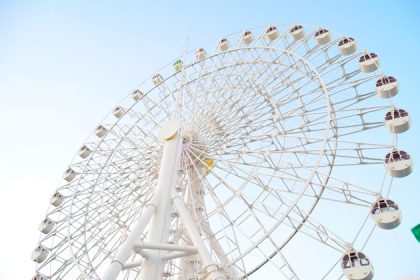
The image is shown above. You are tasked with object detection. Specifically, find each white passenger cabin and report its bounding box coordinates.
[376,76,399,98]
[359,53,379,73]
[152,74,164,86]
[218,38,229,52]
[63,168,76,182]
[385,109,410,134]
[79,145,92,159]
[39,218,55,234]
[195,48,207,61]
[95,125,108,138]
[241,30,253,44]
[314,28,331,45]
[265,26,279,41]
[50,192,64,207]
[113,106,125,118]
[290,25,304,41]
[31,245,49,263]
[385,149,412,178]
[338,37,357,55]
[341,250,373,280]
[370,198,401,229]
[132,89,144,101]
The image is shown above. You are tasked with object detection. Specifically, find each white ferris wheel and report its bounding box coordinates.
[32,24,412,280]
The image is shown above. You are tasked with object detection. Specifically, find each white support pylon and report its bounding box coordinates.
[139,120,183,280]
[102,120,183,280]
[102,201,156,280]
[172,192,226,280]
[103,120,225,280]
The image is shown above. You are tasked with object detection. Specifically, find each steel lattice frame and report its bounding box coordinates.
[33,25,403,280]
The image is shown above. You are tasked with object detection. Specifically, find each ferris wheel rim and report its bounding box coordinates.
[32,23,406,280]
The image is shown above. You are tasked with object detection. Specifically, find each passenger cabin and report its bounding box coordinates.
[338,37,357,55]
[195,48,207,61]
[359,53,379,73]
[241,30,254,44]
[290,25,305,41]
[152,74,164,86]
[113,106,125,118]
[79,145,92,159]
[63,168,76,182]
[385,109,410,134]
[39,218,55,234]
[341,250,373,280]
[376,76,398,98]
[314,28,331,45]
[31,245,49,263]
[50,192,64,207]
[265,26,279,41]
[385,149,412,178]
[132,89,144,101]
[218,38,229,52]
[201,158,215,176]
[371,198,401,229]
[95,125,108,138]
[173,59,184,73]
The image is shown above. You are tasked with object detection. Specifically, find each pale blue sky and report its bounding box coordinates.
[0,1,419,279]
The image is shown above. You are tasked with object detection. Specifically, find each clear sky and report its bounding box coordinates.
[0,1,419,279]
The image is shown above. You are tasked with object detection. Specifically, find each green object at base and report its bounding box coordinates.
[411,224,420,243]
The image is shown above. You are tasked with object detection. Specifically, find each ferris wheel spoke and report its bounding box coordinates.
[278,197,350,253]
[267,145,386,175]
[129,106,164,133]
[183,157,238,277]
[186,149,301,279]
[186,148,264,225]
[267,73,321,110]
[206,92,277,136]
[190,98,274,150]
[267,100,389,129]
[194,61,273,123]
[326,74,378,96]
[285,28,318,51]
[224,196,302,279]
[181,62,217,125]
[315,52,359,76]
[209,144,378,206]
[268,174,376,207]
[273,142,390,165]
[295,35,340,62]
[231,193,301,279]
[189,82,261,135]
[196,56,255,110]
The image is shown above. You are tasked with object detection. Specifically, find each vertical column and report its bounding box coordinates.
[172,193,225,280]
[139,120,183,280]
[102,120,182,280]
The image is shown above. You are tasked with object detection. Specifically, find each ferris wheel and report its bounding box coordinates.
[32,24,412,280]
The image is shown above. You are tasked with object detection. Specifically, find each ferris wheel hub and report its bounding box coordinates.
[159,119,180,140]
